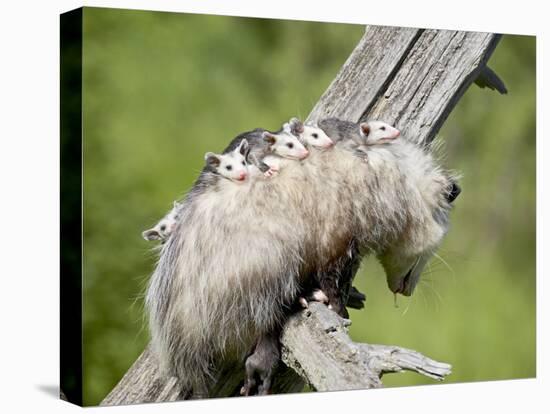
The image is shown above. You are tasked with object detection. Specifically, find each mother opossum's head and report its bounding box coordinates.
[377,180,461,296]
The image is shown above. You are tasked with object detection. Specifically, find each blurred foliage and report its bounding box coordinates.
[81,7,535,406]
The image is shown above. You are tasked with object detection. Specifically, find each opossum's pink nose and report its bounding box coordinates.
[326,140,335,148]
[392,129,401,138]
[300,149,310,159]
[237,171,247,181]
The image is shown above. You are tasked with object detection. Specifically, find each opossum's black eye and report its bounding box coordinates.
[312,133,318,139]
[226,165,232,171]
[242,161,246,166]
[160,224,166,231]
[287,143,294,149]
[380,126,386,131]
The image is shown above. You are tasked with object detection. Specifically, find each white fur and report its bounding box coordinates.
[205,140,250,183]
[142,201,182,241]
[360,121,401,145]
[284,117,334,149]
[269,132,309,160]
[145,134,456,393]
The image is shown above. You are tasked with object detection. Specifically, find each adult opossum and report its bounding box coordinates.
[298,117,460,316]
[145,123,459,396]
[316,133,460,316]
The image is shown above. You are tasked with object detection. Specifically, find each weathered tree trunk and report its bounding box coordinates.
[101,25,505,406]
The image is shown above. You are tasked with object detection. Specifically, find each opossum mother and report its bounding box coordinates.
[145,127,459,396]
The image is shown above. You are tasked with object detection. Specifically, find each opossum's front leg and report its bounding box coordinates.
[249,153,272,174]
[354,145,369,161]
[261,158,280,178]
[298,289,329,309]
[240,331,280,396]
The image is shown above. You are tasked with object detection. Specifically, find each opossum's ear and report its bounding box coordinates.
[205,152,221,167]
[360,123,370,137]
[237,139,249,157]
[142,229,161,241]
[263,132,277,146]
[289,117,304,135]
[446,181,461,203]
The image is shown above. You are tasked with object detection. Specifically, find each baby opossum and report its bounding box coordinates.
[360,120,401,144]
[142,140,250,243]
[142,201,182,242]
[146,123,459,396]
[317,117,363,149]
[258,117,334,182]
[234,127,309,177]
[260,118,335,178]
[284,117,335,149]
[204,138,251,183]
[317,118,400,154]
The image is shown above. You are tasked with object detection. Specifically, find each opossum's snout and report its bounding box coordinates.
[378,251,431,297]
[391,258,423,296]
[299,149,310,159]
[324,138,335,148]
[237,171,248,181]
[378,126,400,143]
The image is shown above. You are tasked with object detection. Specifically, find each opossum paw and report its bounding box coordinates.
[298,297,309,309]
[328,301,349,318]
[240,379,256,396]
[242,335,279,396]
[257,377,273,396]
[263,167,279,178]
[311,289,329,304]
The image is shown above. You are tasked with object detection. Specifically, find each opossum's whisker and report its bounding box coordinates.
[417,281,430,310]
[420,279,443,309]
[433,252,454,274]
[437,248,468,261]
[401,295,413,316]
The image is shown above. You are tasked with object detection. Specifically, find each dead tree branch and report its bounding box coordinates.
[101,25,504,406]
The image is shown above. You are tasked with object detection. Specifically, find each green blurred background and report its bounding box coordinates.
[81,7,536,406]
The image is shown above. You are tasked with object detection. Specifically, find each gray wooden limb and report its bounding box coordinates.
[358,343,452,381]
[100,25,503,406]
[364,30,502,145]
[101,345,186,406]
[475,65,508,94]
[307,26,421,123]
[281,303,450,391]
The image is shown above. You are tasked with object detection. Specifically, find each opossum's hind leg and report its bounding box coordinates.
[240,332,280,396]
[263,162,280,178]
[316,271,348,317]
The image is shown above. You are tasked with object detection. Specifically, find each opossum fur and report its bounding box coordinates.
[145,129,457,393]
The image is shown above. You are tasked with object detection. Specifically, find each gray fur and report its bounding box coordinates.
[318,118,364,147]
[226,128,307,174]
[145,125,458,394]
